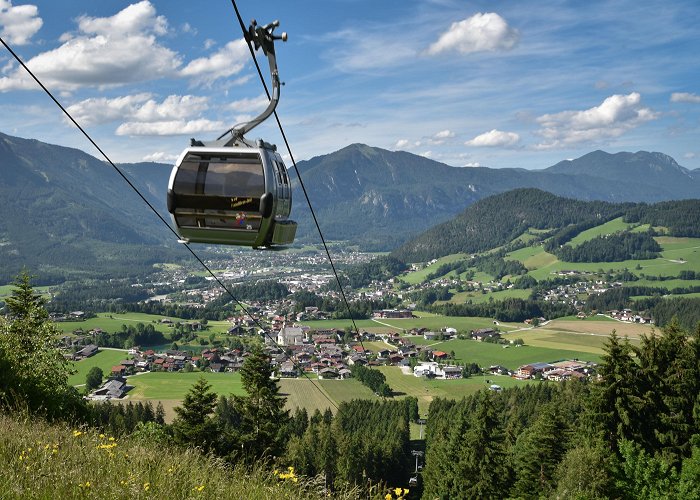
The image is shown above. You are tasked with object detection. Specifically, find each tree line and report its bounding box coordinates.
[422,319,700,498]
[554,230,661,263]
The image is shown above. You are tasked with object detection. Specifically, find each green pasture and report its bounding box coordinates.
[55,312,177,334]
[127,371,244,399]
[497,235,700,283]
[68,348,129,386]
[377,366,535,414]
[568,217,635,246]
[505,245,545,264]
[300,318,389,331]
[360,340,394,352]
[445,287,531,305]
[319,379,377,407]
[0,284,51,298]
[421,337,600,370]
[367,315,517,333]
[278,378,341,414]
[400,253,470,284]
[55,312,236,340]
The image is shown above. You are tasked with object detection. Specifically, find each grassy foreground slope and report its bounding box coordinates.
[0,414,349,500]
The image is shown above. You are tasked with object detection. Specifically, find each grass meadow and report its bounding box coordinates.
[68,349,129,386]
[55,312,237,336]
[377,366,535,414]
[399,253,470,285]
[0,415,342,500]
[126,372,245,399]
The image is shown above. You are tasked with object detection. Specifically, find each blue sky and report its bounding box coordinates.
[0,0,699,170]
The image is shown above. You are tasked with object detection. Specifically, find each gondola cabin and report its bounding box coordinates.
[167,141,296,248]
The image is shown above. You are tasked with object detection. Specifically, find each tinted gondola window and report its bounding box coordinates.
[204,156,264,198]
[172,157,202,195]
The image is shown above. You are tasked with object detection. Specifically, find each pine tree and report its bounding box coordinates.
[0,271,85,420]
[232,345,289,461]
[458,391,511,499]
[512,403,568,498]
[593,330,644,452]
[172,376,218,451]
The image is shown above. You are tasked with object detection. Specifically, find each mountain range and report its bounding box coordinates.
[1,131,698,281]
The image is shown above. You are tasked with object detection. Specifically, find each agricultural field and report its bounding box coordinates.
[445,288,531,305]
[55,312,179,335]
[422,337,602,370]
[400,253,470,285]
[377,366,534,414]
[0,284,51,298]
[299,318,389,332]
[568,217,636,246]
[362,315,519,333]
[359,340,395,352]
[278,378,340,414]
[509,318,651,355]
[56,312,236,335]
[127,371,245,399]
[68,348,129,386]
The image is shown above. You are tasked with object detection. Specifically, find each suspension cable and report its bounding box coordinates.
[0,34,339,412]
[229,0,365,348]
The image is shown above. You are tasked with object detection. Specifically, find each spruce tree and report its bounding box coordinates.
[593,330,643,452]
[172,376,218,451]
[0,271,84,420]
[458,391,510,499]
[512,403,568,498]
[232,345,289,461]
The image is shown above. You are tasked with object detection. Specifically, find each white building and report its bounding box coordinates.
[277,325,304,346]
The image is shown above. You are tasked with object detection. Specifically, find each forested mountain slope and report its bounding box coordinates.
[2,131,699,278]
[392,189,700,262]
[0,132,185,282]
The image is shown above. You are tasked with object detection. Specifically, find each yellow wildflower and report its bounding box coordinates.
[385,494,393,500]
[143,482,150,491]
[108,436,116,442]
[194,485,205,492]
[394,487,404,496]
[73,430,83,438]
[403,488,409,495]
[99,434,105,439]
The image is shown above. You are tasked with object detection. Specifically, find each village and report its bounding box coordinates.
[68,312,598,401]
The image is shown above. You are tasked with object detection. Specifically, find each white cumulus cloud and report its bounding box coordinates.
[227,94,269,113]
[0,1,180,92]
[394,139,410,149]
[180,39,248,84]
[66,94,209,127]
[143,151,178,162]
[0,0,42,45]
[671,92,700,103]
[116,118,226,136]
[535,92,658,149]
[427,13,519,55]
[66,93,152,125]
[466,129,520,147]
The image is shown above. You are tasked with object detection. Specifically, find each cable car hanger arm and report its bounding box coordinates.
[216,20,287,147]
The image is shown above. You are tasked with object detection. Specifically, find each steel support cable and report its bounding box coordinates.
[0,35,339,411]
[229,0,366,350]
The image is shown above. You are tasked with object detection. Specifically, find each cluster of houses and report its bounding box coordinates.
[606,310,654,324]
[265,324,468,380]
[513,359,596,381]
